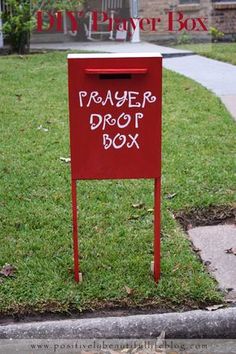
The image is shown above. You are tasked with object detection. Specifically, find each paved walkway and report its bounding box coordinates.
[30,40,192,57]
[31,40,236,121]
[189,225,236,301]
[164,55,236,121]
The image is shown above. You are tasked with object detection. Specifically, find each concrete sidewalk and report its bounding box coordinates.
[189,225,236,302]
[31,40,236,121]
[164,55,236,121]
[30,40,193,58]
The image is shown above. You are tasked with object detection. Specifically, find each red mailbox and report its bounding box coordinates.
[68,53,162,282]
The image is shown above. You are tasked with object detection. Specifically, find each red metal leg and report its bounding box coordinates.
[154,178,161,283]
[71,179,80,282]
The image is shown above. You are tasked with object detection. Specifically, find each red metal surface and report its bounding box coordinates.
[68,55,162,283]
[68,56,162,180]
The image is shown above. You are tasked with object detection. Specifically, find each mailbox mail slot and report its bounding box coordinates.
[68,53,162,283]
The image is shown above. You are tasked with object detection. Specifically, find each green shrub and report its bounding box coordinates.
[2,0,84,54]
[210,27,224,43]
[177,31,192,45]
[2,0,32,54]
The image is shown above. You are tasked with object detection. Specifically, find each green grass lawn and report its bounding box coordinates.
[175,43,236,65]
[0,52,235,316]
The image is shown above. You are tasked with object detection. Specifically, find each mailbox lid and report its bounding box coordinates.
[68,53,162,180]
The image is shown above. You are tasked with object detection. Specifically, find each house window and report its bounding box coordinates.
[211,0,236,6]
[102,0,123,11]
[179,0,200,3]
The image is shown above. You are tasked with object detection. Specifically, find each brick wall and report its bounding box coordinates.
[212,2,236,36]
[139,0,236,41]
[139,0,173,39]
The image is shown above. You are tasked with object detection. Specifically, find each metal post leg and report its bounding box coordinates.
[71,179,80,282]
[154,178,161,282]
